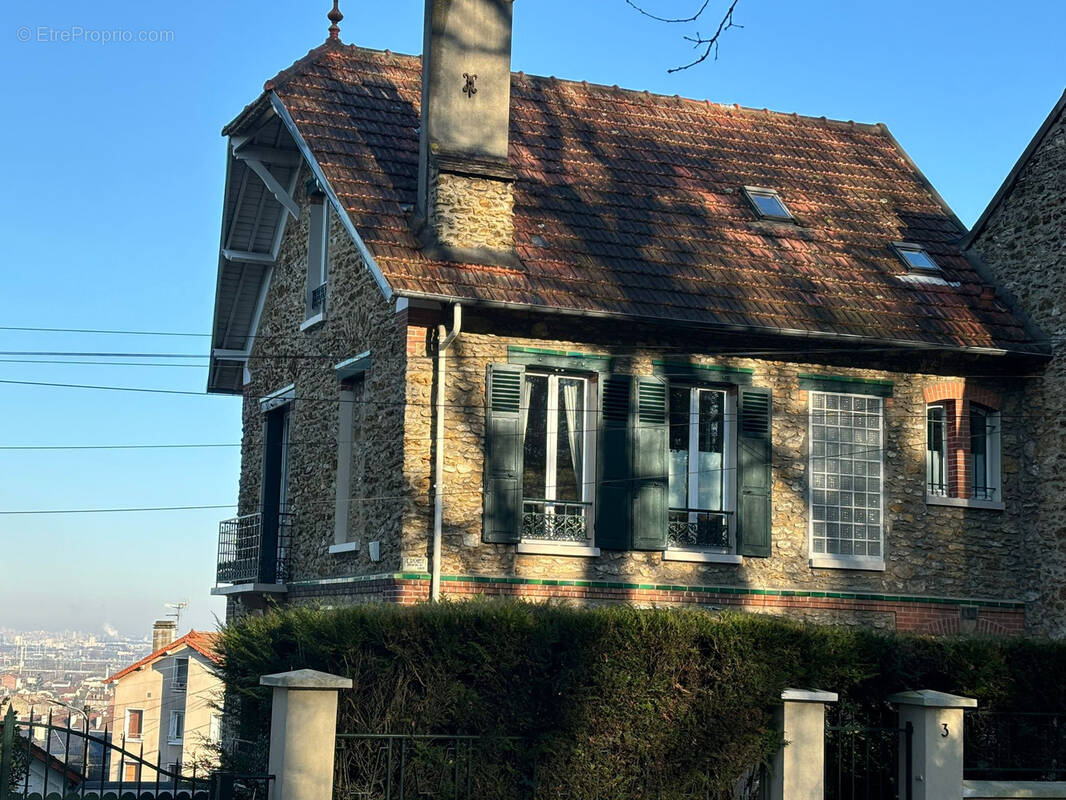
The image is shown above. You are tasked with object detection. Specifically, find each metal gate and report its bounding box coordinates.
[0,707,271,800]
[825,707,913,800]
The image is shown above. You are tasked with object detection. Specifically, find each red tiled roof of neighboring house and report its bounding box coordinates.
[105,631,219,684]
[229,41,1044,355]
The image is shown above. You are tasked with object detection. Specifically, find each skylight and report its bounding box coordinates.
[743,186,793,221]
[892,242,940,271]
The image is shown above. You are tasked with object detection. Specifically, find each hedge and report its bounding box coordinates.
[218,601,1066,799]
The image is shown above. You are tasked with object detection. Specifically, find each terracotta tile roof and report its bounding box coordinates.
[243,41,1042,354]
[105,631,220,684]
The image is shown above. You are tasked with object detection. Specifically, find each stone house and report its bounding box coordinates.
[964,88,1066,638]
[207,0,1054,634]
[105,626,222,780]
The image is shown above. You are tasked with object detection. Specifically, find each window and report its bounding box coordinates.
[170,763,182,778]
[304,181,329,323]
[892,242,940,271]
[743,186,793,220]
[926,405,948,496]
[520,372,595,544]
[173,657,188,692]
[125,709,143,740]
[483,362,773,558]
[667,386,735,552]
[123,763,140,783]
[809,392,884,568]
[209,713,223,745]
[168,710,185,743]
[331,362,369,555]
[970,404,999,501]
[923,386,1002,508]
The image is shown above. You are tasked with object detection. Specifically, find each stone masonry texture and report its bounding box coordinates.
[970,101,1066,637]
[227,173,1039,635]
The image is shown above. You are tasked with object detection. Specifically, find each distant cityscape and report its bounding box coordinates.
[0,627,153,730]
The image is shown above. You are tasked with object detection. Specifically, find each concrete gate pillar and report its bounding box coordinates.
[261,669,353,800]
[769,688,838,800]
[889,689,976,800]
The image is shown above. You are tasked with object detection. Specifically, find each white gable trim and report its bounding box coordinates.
[269,92,393,301]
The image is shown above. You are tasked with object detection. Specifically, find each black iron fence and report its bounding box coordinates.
[216,511,292,585]
[965,711,1066,781]
[825,707,912,800]
[333,734,534,800]
[0,707,271,800]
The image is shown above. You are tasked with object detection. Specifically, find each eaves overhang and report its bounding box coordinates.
[206,93,393,395]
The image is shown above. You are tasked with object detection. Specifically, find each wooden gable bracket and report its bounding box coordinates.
[231,142,301,220]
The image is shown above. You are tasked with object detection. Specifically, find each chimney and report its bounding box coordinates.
[416,0,517,261]
[152,620,177,652]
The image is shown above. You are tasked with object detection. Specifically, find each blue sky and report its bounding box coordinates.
[1,0,1062,636]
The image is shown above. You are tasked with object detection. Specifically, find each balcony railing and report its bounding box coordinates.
[667,509,731,550]
[522,499,591,543]
[216,511,293,585]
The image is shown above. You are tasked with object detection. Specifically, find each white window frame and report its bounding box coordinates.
[891,241,940,272]
[168,710,185,744]
[516,372,598,556]
[925,404,948,498]
[124,708,144,741]
[969,404,1001,504]
[209,713,223,745]
[663,386,740,563]
[302,192,329,328]
[808,391,886,572]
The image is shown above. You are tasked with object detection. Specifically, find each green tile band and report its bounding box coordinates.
[798,373,894,397]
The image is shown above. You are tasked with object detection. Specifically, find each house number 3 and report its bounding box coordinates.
[941,723,950,737]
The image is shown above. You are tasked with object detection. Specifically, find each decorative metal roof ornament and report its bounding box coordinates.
[328,0,343,41]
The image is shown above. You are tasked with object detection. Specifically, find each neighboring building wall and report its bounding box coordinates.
[108,648,222,779]
[969,101,1066,637]
[231,175,411,617]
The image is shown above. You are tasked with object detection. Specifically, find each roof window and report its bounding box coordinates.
[743,186,793,221]
[892,242,940,271]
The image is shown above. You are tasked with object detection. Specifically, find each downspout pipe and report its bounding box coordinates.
[431,303,462,602]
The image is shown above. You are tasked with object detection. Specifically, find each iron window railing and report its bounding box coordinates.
[216,511,293,585]
[667,509,731,550]
[522,499,591,543]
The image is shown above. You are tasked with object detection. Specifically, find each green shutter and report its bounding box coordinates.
[595,374,632,549]
[483,364,525,543]
[736,386,772,558]
[631,377,669,551]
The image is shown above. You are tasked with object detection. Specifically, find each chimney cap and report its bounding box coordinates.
[328,0,343,41]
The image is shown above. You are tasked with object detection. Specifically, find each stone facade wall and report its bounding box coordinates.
[229,172,411,618]
[426,167,514,251]
[399,310,1031,625]
[969,102,1066,637]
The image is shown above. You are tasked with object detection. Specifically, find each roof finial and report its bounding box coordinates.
[328,0,343,41]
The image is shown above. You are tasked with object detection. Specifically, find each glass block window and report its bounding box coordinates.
[810,392,883,559]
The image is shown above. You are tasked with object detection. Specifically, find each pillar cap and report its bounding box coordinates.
[888,689,977,708]
[781,688,838,703]
[260,669,353,690]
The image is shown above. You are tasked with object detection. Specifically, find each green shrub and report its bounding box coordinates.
[217,601,1066,799]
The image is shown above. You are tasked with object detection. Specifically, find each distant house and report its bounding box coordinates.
[964,88,1066,638]
[0,673,17,692]
[105,624,222,780]
[207,2,1057,635]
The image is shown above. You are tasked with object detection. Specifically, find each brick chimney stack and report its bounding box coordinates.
[415,0,517,262]
[152,620,177,652]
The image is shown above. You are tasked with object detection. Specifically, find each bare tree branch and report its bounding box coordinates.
[626,0,743,72]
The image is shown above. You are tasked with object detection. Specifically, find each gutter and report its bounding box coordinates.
[431,303,462,602]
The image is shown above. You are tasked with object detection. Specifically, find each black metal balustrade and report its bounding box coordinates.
[216,511,292,585]
[825,706,912,800]
[0,707,271,800]
[667,509,731,550]
[521,500,590,543]
[965,711,1066,781]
